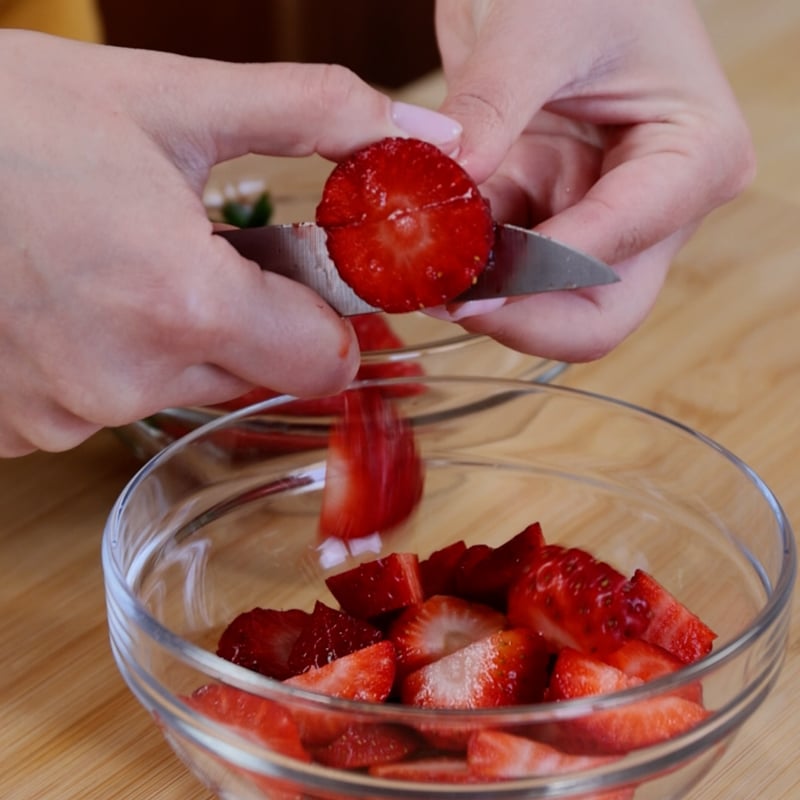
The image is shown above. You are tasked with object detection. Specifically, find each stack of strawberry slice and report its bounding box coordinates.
[187,522,716,795]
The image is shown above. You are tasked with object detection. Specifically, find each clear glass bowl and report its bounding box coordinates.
[102,377,795,800]
[114,314,567,460]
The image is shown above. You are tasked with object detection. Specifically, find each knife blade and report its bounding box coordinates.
[217,222,619,316]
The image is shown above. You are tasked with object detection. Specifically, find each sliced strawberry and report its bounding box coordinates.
[401,627,549,710]
[216,607,310,680]
[368,757,478,783]
[326,551,424,620]
[316,137,494,312]
[184,683,310,762]
[318,388,423,541]
[454,523,545,609]
[629,570,717,664]
[605,638,704,704]
[286,601,383,675]
[467,730,632,799]
[312,723,421,770]
[547,648,710,754]
[507,544,651,657]
[388,594,507,679]
[419,540,468,598]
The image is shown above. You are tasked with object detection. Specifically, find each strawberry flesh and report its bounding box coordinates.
[312,723,421,770]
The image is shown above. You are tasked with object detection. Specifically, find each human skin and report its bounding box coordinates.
[432,0,756,360]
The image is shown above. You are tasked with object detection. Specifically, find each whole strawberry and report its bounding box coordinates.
[316,137,494,312]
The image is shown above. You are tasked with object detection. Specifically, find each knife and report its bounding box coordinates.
[217,222,619,316]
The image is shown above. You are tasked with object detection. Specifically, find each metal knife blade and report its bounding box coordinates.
[217,222,619,316]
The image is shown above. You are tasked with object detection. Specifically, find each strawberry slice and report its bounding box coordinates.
[286,600,383,675]
[388,594,507,678]
[369,757,478,783]
[216,607,310,680]
[316,137,494,312]
[418,540,468,597]
[401,627,549,710]
[507,544,651,657]
[629,569,717,664]
[318,388,423,541]
[467,730,632,799]
[184,683,310,762]
[547,648,710,754]
[325,551,424,620]
[312,723,421,770]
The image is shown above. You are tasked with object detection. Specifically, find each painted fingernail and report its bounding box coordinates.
[425,297,507,322]
[391,101,462,147]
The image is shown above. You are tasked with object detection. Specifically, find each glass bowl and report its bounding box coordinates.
[114,314,567,461]
[102,377,795,800]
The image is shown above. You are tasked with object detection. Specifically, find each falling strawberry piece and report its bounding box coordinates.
[507,544,651,657]
[629,569,717,664]
[326,551,424,620]
[312,723,421,770]
[316,137,494,312]
[547,648,710,754]
[216,607,310,680]
[318,388,423,541]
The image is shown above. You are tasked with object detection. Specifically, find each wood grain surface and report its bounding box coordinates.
[1,1,798,797]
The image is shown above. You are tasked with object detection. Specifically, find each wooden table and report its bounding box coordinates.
[2,1,798,797]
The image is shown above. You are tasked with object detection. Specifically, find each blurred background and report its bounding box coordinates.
[98,0,441,88]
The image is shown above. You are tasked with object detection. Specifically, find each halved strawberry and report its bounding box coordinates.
[388,594,507,678]
[401,627,549,710]
[419,540,468,598]
[467,730,632,799]
[184,683,310,762]
[316,137,494,312]
[368,757,478,783]
[629,570,717,664]
[547,648,710,754]
[325,551,424,620]
[286,600,383,675]
[507,545,650,657]
[312,723,421,770]
[216,607,310,680]
[318,388,423,541]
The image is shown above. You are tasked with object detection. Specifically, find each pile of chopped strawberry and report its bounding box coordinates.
[316,137,495,313]
[198,522,717,789]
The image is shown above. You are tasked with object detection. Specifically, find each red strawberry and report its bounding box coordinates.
[454,523,545,609]
[419,540,468,597]
[316,137,494,312]
[312,723,421,770]
[388,594,507,678]
[369,757,477,783]
[401,627,549,710]
[629,570,717,664]
[547,648,709,754]
[507,545,650,657]
[350,314,426,391]
[184,683,310,762]
[605,638,704,704]
[318,388,423,541]
[467,730,632,799]
[216,607,310,680]
[325,551,424,620]
[286,601,383,675]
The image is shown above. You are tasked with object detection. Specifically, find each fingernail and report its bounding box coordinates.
[391,101,462,147]
[425,297,507,322]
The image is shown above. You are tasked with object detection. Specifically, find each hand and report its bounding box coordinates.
[433,0,755,360]
[0,30,461,456]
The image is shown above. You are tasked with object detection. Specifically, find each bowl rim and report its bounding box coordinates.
[103,377,796,724]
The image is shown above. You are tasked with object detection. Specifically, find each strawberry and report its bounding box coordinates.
[312,723,421,770]
[316,137,494,312]
[286,600,383,675]
[547,648,710,754]
[604,638,704,704]
[507,544,650,657]
[401,627,549,710]
[388,594,507,678]
[467,730,632,799]
[629,569,717,664]
[369,757,478,783]
[419,540,468,597]
[318,388,424,541]
[325,551,424,620]
[216,607,310,680]
[183,683,310,762]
